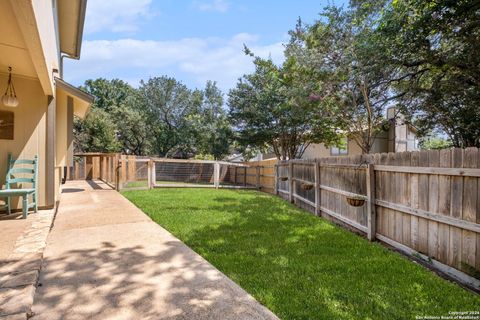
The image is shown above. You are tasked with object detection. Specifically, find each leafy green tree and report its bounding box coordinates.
[139,76,199,158]
[191,81,232,160]
[229,47,337,160]
[420,136,453,150]
[297,5,395,154]
[74,108,120,153]
[76,78,150,155]
[114,104,151,155]
[81,78,136,112]
[379,0,480,147]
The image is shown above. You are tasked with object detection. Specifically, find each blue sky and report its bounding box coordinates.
[65,0,346,93]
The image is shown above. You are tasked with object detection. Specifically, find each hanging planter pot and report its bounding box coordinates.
[301,183,314,191]
[279,176,288,182]
[346,196,365,207]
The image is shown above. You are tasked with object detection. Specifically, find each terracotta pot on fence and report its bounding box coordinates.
[301,183,314,191]
[346,196,365,207]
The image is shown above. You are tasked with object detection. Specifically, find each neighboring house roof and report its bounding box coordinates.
[57,0,87,59]
[55,77,94,118]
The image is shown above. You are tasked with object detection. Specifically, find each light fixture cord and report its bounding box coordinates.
[4,67,16,97]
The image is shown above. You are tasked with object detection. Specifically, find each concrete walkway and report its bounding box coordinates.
[32,180,278,320]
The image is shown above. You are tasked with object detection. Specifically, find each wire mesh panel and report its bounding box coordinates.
[119,158,149,190]
[154,161,215,187]
[150,160,257,189]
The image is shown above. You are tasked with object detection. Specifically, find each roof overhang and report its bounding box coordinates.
[57,0,87,59]
[55,77,94,118]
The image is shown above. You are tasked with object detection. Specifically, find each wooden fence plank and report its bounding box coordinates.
[393,153,403,243]
[462,147,477,275]
[386,153,396,241]
[418,150,430,255]
[428,150,440,259]
[450,148,464,269]
[438,149,452,262]
[410,151,420,251]
[367,163,376,241]
[374,153,383,236]
[401,152,412,247]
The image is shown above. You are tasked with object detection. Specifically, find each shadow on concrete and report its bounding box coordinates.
[61,188,85,194]
[85,180,106,190]
[31,239,272,320]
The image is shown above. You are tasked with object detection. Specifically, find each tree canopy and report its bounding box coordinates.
[75,78,232,159]
[76,0,479,159]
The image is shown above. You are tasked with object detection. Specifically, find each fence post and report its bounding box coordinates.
[274,164,279,195]
[151,159,156,188]
[314,161,321,216]
[214,162,220,189]
[366,163,376,241]
[244,167,247,186]
[147,160,152,189]
[115,155,120,191]
[288,162,294,203]
[233,166,237,184]
[256,166,261,190]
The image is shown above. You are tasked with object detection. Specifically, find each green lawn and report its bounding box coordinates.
[122,188,480,320]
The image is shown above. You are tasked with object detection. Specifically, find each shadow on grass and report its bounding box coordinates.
[124,189,480,320]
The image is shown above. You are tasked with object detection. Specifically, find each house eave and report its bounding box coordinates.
[57,0,87,59]
[55,77,94,118]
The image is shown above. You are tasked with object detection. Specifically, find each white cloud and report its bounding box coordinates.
[64,33,285,92]
[193,0,230,13]
[84,0,154,34]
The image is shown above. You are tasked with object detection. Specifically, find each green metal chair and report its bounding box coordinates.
[0,154,38,218]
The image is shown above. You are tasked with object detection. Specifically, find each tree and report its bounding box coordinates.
[420,136,453,150]
[76,77,234,158]
[76,78,150,155]
[139,76,199,158]
[74,108,120,153]
[191,81,232,160]
[114,104,151,155]
[81,78,136,112]
[298,5,395,154]
[228,48,337,160]
[379,0,480,147]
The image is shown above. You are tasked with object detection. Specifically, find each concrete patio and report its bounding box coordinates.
[0,216,32,262]
[31,180,278,320]
[0,209,55,319]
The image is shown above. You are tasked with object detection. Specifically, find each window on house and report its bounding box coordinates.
[330,138,348,156]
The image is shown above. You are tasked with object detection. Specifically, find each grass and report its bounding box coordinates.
[122,180,148,188]
[122,188,480,320]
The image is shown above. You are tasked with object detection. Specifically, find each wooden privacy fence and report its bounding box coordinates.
[271,149,480,290]
[71,153,120,189]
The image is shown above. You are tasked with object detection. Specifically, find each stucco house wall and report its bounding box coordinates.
[0,77,48,208]
[0,0,92,211]
[302,124,417,159]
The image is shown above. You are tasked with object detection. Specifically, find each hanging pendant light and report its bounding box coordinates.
[2,67,19,107]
